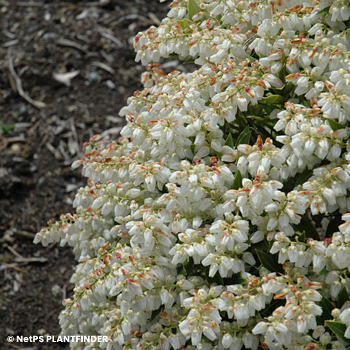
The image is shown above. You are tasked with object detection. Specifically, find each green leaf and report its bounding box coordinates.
[325,321,350,344]
[318,6,330,15]
[295,168,313,187]
[177,18,193,29]
[278,63,287,84]
[253,239,269,252]
[184,58,195,64]
[225,134,234,148]
[230,272,247,284]
[320,268,329,276]
[247,104,264,115]
[283,82,295,97]
[294,216,319,240]
[337,287,350,309]
[188,0,201,20]
[271,82,294,97]
[298,230,306,243]
[261,95,285,105]
[262,104,276,115]
[232,170,243,190]
[255,124,271,140]
[181,259,190,275]
[320,297,335,320]
[235,125,251,147]
[328,119,344,131]
[190,143,196,154]
[260,298,285,318]
[326,215,343,237]
[150,305,164,322]
[256,249,284,274]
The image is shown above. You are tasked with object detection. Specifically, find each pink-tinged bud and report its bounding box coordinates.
[245,86,250,92]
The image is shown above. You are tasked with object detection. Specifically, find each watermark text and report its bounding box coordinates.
[7,335,108,343]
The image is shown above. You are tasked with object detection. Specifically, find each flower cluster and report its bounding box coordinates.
[35,0,350,349]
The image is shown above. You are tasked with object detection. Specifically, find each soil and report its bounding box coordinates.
[0,1,173,349]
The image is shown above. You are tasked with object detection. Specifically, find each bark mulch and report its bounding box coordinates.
[0,1,179,348]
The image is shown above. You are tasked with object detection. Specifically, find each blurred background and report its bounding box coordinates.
[0,0,175,348]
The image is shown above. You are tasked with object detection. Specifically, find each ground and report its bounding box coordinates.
[0,1,172,348]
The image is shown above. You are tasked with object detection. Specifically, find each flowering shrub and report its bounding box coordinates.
[34,0,350,349]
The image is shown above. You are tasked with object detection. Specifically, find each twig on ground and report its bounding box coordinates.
[17,1,44,6]
[56,38,88,54]
[0,136,26,152]
[91,61,115,74]
[97,26,123,47]
[3,40,19,47]
[0,263,26,273]
[7,246,48,263]
[8,49,46,109]
[45,142,63,160]
[13,230,36,239]
[7,245,24,259]
[148,12,161,25]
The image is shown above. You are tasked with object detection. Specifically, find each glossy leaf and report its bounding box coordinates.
[225,133,234,148]
[328,119,344,131]
[295,168,313,187]
[230,272,247,284]
[232,170,243,190]
[318,6,330,15]
[247,104,264,115]
[320,297,335,320]
[256,249,284,274]
[298,230,306,243]
[283,82,294,96]
[337,287,350,309]
[325,321,350,344]
[177,19,192,29]
[261,94,285,105]
[235,125,251,146]
[294,217,319,240]
[188,0,201,20]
